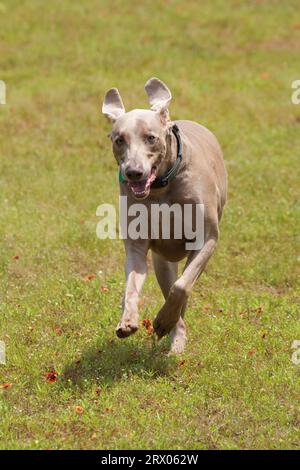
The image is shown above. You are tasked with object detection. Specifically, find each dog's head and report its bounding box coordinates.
[102,78,173,199]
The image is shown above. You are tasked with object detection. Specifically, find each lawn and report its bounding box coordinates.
[0,0,300,450]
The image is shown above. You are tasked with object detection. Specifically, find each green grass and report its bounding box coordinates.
[1,0,300,450]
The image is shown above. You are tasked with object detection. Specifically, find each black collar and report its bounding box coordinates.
[118,123,183,187]
[150,123,183,188]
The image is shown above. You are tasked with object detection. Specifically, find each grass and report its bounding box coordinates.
[0,0,300,450]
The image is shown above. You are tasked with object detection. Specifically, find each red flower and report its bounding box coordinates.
[45,370,58,383]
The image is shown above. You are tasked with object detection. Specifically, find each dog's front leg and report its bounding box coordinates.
[116,240,148,338]
[153,235,218,339]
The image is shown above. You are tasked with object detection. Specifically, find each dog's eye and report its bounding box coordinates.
[147,135,156,143]
[115,137,125,146]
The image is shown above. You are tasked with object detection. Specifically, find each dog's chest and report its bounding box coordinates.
[146,193,197,261]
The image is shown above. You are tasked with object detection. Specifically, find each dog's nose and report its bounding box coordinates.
[125,168,143,181]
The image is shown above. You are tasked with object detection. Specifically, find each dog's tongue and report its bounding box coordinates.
[129,180,147,194]
[129,169,156,197]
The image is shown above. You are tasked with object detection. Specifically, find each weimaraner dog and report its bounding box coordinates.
[102,78,227,353]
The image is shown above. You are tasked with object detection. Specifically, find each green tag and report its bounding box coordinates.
[119,170,126,183]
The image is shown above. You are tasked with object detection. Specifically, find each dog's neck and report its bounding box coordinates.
[157,126,178,178]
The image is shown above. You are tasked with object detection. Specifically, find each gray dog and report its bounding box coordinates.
[102,78,227,353]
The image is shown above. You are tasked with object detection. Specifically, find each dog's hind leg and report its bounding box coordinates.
[154,231,218,341]
[152,252,186,354]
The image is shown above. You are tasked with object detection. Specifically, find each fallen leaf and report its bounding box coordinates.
[54,327,62,335]
[142,36,151,45]
[247,348,256,357]
[130,351,138,358]
[12,255,20,261]
[95,387,102,396]
[100,285,109,293]
[75,405,84,414]
[260,72,270,80]
[142,319,154,335]
[83,273,96,282]
[0,383,12,390]
[105,407,113,413]
[45,370,58,383]
[239,310,247,317]
[254,306,264,314]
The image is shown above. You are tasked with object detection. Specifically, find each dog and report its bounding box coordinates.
[102,77,227,353]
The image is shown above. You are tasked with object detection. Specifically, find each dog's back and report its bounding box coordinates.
[174,120,227,221]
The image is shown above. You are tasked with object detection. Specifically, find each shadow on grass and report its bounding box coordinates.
[61,335,177,389]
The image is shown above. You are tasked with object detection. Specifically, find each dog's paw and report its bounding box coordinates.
[169,335,186,355]
[116,321,138,339]
[153,310,180,339]
[169,317,186,354]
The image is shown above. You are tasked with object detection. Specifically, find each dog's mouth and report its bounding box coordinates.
[128,167,157,199]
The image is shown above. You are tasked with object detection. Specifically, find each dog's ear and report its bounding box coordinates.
[144,77,172,126]
[102,88,125,122]
[145,77,172,110]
